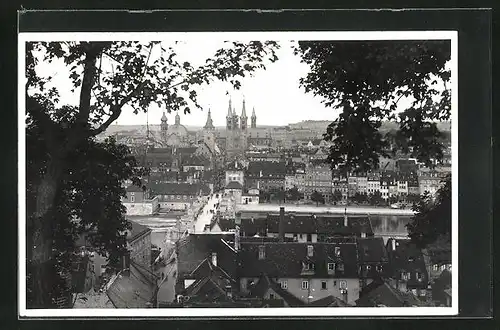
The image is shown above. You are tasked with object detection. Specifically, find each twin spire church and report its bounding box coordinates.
[157,97,266,158]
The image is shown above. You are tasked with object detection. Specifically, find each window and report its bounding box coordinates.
[258,245,265,260]
[366,265,372,271]
[440,264,446,271]
[130,195,135,203]
[305,262,315,271]
[307,245,314,256]
[333,280,337,287]
[321,281,327,290]
[328,263,335,271]
[376,265,383,272]
[335,246,341,257]
[416,272,423,281]
[337,263,344,272]
[401,272,408,280]
[280,280,288,289]
[301,281,309,290]
[269,293,275,299]
[307,234,312,242]
[339,280,347,289]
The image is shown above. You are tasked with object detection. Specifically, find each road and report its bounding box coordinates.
[193,194,222,233]
[156,251,178,304]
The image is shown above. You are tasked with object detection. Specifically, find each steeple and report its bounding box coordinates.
[240,97,248,130]
[160,111,168,141]
[251,107,257,128]
[175,112,180,125]
[241,97,247,118]
[204,108,215,130]
[227,97,232,117]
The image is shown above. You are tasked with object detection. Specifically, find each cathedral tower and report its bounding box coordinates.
[251,107,257,128]
[204,108,215,130]
[240,98,248,130]
[160,111,168,141]
[226,98,233,130]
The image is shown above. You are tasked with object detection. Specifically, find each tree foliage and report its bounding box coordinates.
[310,190,325,206]
[286,186,303,201]
[406,175,451,248]
[25,40,279,307]
[294,40,451,173]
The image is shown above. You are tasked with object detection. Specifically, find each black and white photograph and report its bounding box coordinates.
[19,31,457,317]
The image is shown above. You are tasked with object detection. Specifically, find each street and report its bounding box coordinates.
[193,194,222,233]
[156,251,178,304]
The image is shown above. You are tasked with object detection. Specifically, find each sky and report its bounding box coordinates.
[31,33,452,128]
[34,40,341,127]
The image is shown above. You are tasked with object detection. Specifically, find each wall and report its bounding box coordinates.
[225,170,245,186]
[281,278,360,305]
[242,195,259,205]
[130,232,152,268]
[240,277,360,305]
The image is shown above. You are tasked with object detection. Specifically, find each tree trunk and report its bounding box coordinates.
[27,160,63,308]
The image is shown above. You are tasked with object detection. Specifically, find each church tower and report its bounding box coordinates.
[240,98,248,130]
[232,106,239,130]
[175,112,181,125]
[203,108,215,130]
[251,107,257,128]
[160,111,168,142]
[226,98,233,130]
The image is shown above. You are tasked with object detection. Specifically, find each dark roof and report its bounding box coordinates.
[357,237,389,263]
[247,161,286,177]
[176,147,198,155]
[127,220,151,242]
[248,275,305,307]
[181,155,210,167]
[308,295,351,307]
[238,242,359,279]
[149,147,173,154]
[106,262,157,308]
[148,182,210,196]
[427,246,452,264]
[176,234,237,294]
[126,185,145,193]
[261,213,373,237]
[355,281,424,307]
[386,239,429,289]
[226,181,243,190]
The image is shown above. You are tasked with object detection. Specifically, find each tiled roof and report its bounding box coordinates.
[248,275,305,307]
[308,295,351,307]
[386,239,428,289]
[238,242,359,279]
[126,184,145,193]
[148,182,210,196]
[247,161,286,177]
[355,281,424,307]
[226,181,243,190]
[106,263,156,308]
[357,237,389,263]
[176,234,237,293]
[264,214,374,237]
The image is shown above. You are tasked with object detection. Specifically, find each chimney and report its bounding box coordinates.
[211,252,217,267]
[344,211,348,227]
[235,212,241,251]
[391,239,396,251]
[279,207,285,242]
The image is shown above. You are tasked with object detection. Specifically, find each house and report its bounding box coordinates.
[225,161,245,187]
[106,261,158,308]
[246,161,286,191]
[175,233,237,299]
[127,220,153,269]
[148,182,211,210]
[355,280,424,307]
[396,159,418,173]
[241,186,259,205]
[238,241,361,305]
[224,181,243,204]
[122,185,160,216]
[238,208,374,241]
[426,245,452,280]
[304,164,333,203]
[386,238,429,298]
[431,270,452,307]
[356,175,368,195]
[357,237,390,289]
[367,172,381,195]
